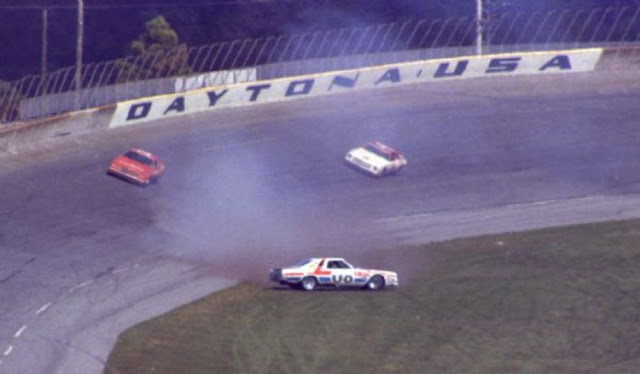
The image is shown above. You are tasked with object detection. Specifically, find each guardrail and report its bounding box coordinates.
[2,5,640,124]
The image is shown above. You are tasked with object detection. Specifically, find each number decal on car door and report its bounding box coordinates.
[331,275,353,283]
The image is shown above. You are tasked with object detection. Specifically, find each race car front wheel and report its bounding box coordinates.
[300,276,318,291]
[366,275,385,291]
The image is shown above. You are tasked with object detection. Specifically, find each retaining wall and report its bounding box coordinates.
[1,47,637,156]
[0,106,114,155]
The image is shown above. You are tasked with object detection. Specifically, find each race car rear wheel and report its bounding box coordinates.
[300,276,318,291]
[366,275,385,291]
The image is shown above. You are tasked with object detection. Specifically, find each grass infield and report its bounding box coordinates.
[104,219,640,373]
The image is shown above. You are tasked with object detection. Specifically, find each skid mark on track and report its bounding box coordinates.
[1,257,36,284]
[0,270,21,284]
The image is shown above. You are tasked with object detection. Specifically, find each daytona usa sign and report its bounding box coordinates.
[110,48,603,128]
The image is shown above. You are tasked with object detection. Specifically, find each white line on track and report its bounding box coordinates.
[35,302,52,315]
[14,325,27,338]
[68,280,93,293]
[0,263,140,368]
[113,266,129,274]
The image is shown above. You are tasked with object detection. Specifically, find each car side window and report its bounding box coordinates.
[328,261,338,269]
[336,261,350,269]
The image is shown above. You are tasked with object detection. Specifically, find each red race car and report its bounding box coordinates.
[107,148,165,186]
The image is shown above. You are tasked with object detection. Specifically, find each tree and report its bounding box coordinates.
[116,16,191,83]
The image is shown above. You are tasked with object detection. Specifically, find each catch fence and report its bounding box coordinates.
[2,5,640,124]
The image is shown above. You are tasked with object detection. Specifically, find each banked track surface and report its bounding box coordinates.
[1,70,640,373]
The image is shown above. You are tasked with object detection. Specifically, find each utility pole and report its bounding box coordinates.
[476,0,483,55]
[75,0,84,91]
[41,8,48,77]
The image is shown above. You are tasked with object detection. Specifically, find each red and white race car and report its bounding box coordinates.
[107,148,165,186]
[345,141,407,177]
[269,257,398,291]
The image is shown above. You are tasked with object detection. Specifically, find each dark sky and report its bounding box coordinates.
[0,0,638,81]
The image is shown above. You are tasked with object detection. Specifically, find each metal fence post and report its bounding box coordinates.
[418,19,441,50]
[405,20,426,50]
[391,20,412,51]
[590,8,616,44]
[545,10,570,50]
[476,0,483,55]
[515,11,542,48]
[606,7,629,42]
[576,9,601,46]
[530,10,557,47]
[431,18,454,50]
[207,42,226,72]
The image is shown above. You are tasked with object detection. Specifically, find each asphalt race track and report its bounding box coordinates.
[1,70,640,373]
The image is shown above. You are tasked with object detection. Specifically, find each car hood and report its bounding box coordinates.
[365,269,397,277]
[348,147,390,168]
[112,156,148,173]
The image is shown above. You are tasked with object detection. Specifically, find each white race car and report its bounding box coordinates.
[269,257,399,291]
[345,141,407,177]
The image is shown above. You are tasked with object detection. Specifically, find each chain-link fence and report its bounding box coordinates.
[2,5,640,124]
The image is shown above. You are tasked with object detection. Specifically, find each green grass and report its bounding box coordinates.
[104,219,640,374]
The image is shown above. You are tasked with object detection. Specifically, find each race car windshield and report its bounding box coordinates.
[124,151,153,165]
[364,144,393,161]
[293,259,313,267]
[328,260,353,269]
